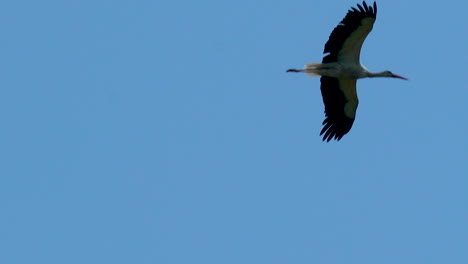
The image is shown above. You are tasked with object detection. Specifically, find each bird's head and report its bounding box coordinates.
[384,70,408,80]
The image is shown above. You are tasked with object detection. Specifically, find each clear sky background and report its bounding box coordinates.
[1,0,467,263]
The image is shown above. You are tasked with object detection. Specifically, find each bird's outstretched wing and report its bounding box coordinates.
[322,1,377,64]
[320,77,358,142]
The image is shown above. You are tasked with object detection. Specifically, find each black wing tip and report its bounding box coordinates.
[349,1,377,18]
[320,118,351,142]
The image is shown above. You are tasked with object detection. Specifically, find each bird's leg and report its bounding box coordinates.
[286,69,304,73]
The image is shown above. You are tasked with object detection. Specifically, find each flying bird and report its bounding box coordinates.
[287,1,407,142]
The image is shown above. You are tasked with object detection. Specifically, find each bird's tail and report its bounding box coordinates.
[304,63,321,77]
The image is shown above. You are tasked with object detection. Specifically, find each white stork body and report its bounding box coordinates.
[287,1,407,142]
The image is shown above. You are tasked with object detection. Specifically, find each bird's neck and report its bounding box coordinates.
[366,71,387,78]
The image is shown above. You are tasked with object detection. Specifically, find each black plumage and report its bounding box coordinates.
[322,1,377,63]
[320,77,356,141]
[319,1,376,141]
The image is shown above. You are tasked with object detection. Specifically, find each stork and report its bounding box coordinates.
[287,1,407,142]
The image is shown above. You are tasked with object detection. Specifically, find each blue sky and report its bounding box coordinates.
[1,0,467,263]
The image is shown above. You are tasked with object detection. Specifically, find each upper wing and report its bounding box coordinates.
[320,77,359,142]
[322,1,377,64]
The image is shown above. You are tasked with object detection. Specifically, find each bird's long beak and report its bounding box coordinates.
[392,73,408,80]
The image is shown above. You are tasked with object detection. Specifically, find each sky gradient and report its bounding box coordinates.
[1,1,467,263]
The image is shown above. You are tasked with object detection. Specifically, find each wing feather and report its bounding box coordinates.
[320,77,359,142]
[322,1,377,64]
